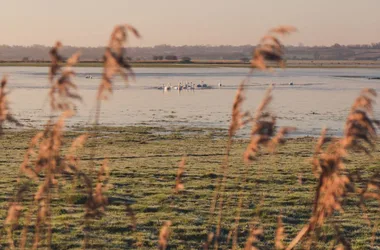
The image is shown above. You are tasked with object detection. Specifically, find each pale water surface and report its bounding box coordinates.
[1,67,379,137]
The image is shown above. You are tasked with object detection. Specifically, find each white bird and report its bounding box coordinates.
[164,83,172,91]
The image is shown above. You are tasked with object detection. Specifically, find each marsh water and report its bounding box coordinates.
[1,66,379,137]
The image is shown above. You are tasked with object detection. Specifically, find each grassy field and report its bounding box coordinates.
[0,126,378,249]
[1,60,380,68]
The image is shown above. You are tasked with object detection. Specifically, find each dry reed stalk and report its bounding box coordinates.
[64,134,89,172]
[6,24,140,249]
[332,225,352,250]
[158,221,172,250]
[81,157,110,249]
[49,41,63,83]
[49,42,82,112]
[19,202,36,250]
[32,111,74,249]
[126,204,137,231]
[229,80,251,138]
[209,80,249,249]
[203,232,214,250]
[269,26,298,35]
[94,24,139,127]
[174,157,186,193]
[243,222,263,250]
[97,24,140,102]
[7,111,97,249]
[287,89,379,249]
[82,24,139,247]
[19,132,44,180]
[209,80,248,219]
[275,213,285,250]
[0,75,21,134]
[251,26,297,70]
[229,87,294,249]
[216,87,295,250]
[4,202,23,249]
[84,158,110,219]
[231,181,246,250]
[81,24,139,246]
[211,27,296,249]
[244,86,295,163]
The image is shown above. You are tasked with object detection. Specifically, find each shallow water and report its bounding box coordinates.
[1,67,379,137]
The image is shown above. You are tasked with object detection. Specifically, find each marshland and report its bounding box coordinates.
[2,67,380,137]
[1,1,380,250]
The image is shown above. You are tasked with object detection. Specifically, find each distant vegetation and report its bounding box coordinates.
[1,43,380,62]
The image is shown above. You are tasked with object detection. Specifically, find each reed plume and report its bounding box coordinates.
[244,86,295,162]
[97,24,140,101]
[174,157,186,193]
[158,221,172,250]
[203,233,214,250]
[65,133,89,172]
[230,87,294,250]
[6,111,100,249]
[211,27,296,249]
[269,26,298,35]
[275,213,285,250]
[0,75,21,134]
[243,222,263,250]
[85,158,110,219]
[229,81,251,138]
[4,185,28,249]
[251,26,297,70]
[342,88,379,153]
[210,81,250,249]
[49,43,82,112]
[49,41,64,83]
[287,88,379,249]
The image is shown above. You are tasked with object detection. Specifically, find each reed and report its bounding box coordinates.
[49,43,82,112]
[210,26,296,250]
[0,75,21,135]
[287,88,379,249]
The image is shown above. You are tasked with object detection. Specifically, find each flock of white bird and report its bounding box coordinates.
[158,81,222,91]
[84,75,222,91]
[84,75,295,89]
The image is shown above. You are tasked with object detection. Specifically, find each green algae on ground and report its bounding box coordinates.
[0,126,378,249]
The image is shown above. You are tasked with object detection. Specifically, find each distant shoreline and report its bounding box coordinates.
[1,60,380,68]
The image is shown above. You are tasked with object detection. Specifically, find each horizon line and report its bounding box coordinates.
[1,42,380,49]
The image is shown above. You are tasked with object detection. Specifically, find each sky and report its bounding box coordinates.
[0,0,379,47]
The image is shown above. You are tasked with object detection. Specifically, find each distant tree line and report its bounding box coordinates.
[1,42,380,61]
[152,55,178,60]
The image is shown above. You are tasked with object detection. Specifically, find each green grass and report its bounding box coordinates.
[0,126,379,249]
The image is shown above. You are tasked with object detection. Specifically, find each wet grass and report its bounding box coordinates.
[0,126,379,249]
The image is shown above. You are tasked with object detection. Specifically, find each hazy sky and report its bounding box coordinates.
[1,0,379,47]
